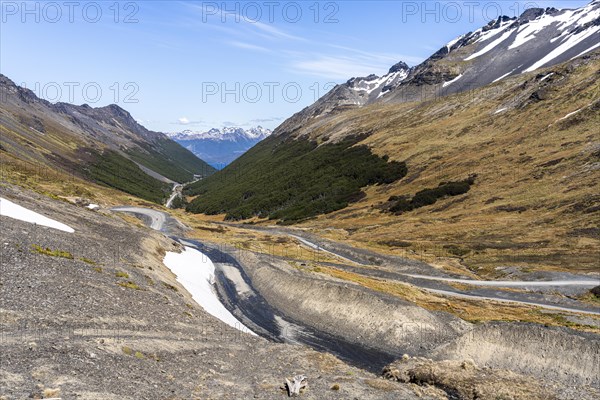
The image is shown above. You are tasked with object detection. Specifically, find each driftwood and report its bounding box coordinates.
[285,375,307,397]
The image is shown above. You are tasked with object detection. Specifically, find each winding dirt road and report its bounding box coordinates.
[111,207,600,316]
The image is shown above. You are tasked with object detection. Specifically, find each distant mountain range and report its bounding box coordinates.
[168,126,272,168]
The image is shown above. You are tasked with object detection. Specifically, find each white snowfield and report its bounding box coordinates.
[524,23,600,72]
[163,247,256,335]
[465,29,514,61]
[0,197,74,233]
[442,74,463,88]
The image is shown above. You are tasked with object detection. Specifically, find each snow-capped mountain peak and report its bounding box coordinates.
[347,61,411,102]
[168,126,272,142]
[167,126,273,167]
[444,1,600,72]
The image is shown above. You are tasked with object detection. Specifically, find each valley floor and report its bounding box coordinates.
[1,183,599,399]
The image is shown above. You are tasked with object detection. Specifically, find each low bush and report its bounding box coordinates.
[389,176,476,215]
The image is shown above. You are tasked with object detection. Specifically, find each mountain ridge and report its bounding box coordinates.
[168,126,271,142]
[0,74,215,202]
[275,0,600,136]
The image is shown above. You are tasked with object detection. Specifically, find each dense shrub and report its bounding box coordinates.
[389,176,476,214]
[169,195,187,209]
[185,135,407,223]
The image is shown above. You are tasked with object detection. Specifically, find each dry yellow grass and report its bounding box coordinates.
[316,265,600,333]
[0,151,152,207]
[169,209,347,264]
[284,56,600,278]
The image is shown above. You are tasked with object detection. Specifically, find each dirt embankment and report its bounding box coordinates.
[433,322,600,387]
[239,252,471,356]
[234,251,600,394]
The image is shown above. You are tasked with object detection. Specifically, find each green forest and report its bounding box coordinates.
[184,134,407,223]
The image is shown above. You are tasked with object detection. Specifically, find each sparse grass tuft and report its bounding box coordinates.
[79,257,97,265]
[122,346,145,359]
[31,244,73,259]
[118,281,141,290]
[115,271,129,278]
[42,388,61,398]
[162,282,179,292]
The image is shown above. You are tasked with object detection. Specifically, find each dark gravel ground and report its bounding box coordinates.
[0,184,428,400]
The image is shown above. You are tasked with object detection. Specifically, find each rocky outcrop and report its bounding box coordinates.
[382,356,563,400]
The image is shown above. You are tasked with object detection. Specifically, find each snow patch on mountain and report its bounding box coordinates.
[443,74,463,87]
[524,23,600,72]
[465,29,514,60]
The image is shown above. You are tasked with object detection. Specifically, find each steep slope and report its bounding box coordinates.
[168,126,272,167]
[277,1,600,133]
[0,74,215,203]
[186,50,600,273]
[295,54,600,275]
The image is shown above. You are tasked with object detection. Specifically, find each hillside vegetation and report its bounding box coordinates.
[86,150,172,204]
[301,54,600,276]
[127,137,215,183]
[184,135,407,223]
[185,53,600,275]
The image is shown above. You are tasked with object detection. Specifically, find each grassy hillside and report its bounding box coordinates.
[128,138,216,183]
[298,54,600,276]
[86,150,171,204]
[185,53,600,275]
[184,135,407,223]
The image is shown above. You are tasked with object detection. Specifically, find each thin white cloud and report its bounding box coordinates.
[172,117,203,126]
[327,44,424,66]
[290,55,395,80]
[251,21,305,42]
[188,3,304,42]
[250,117,283,123]
[228,41,271,52]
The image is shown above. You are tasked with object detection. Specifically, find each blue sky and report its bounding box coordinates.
[0,0,591,132]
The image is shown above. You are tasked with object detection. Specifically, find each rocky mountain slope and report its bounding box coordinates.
[185,44,600,274]
[0,184,428,399]
[168,126,271,167]
[0,74,215,203]
[277,0,600,133]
